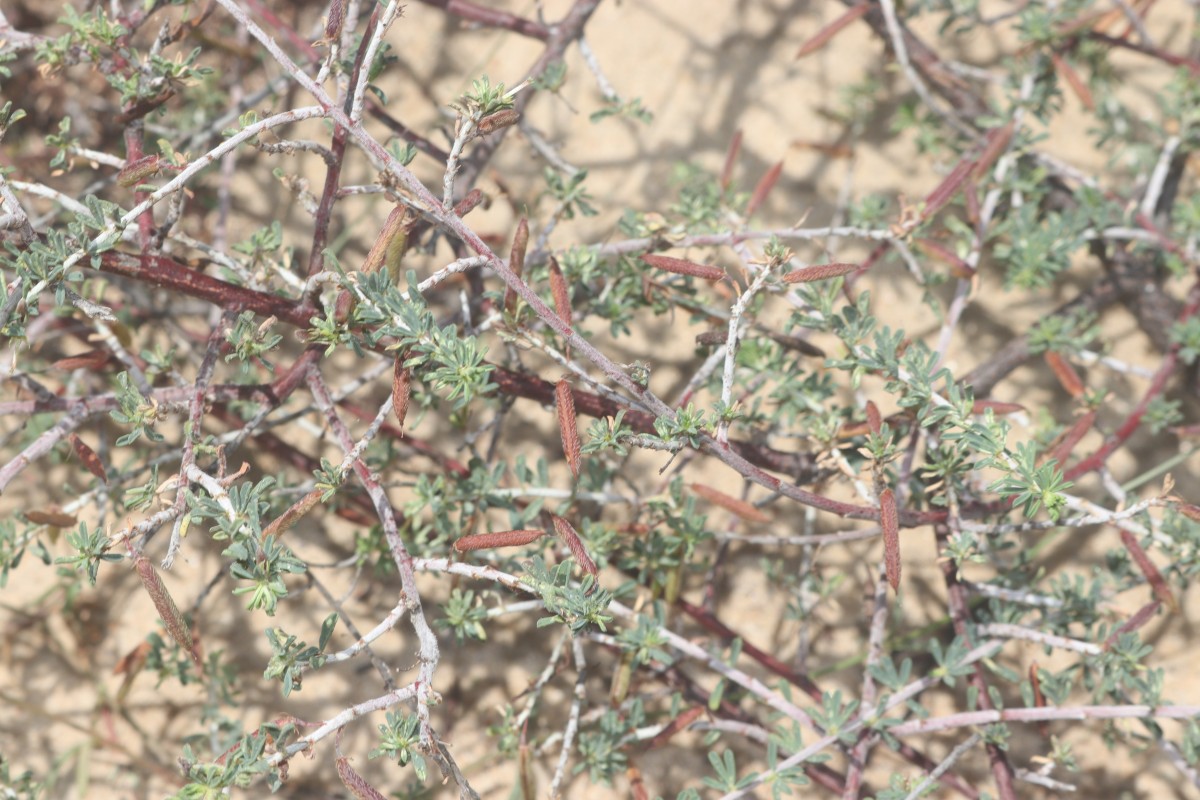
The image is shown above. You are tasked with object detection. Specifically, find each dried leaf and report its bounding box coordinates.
[392,358,412,436]
[781,262,859,283]
[555,379,582,478]
[865,400,882,436]
[453,529,544,552]
[68,433,108,483]
[795,1,870,59]
[1044,351,1085,398]
[641,253,726,281]
[25,510,77,528]
[689,483,771,524]
[51,350,110,371]
[746,160,783,217]
[880,488,900,593]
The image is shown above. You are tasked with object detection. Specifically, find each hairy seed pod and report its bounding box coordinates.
[1102,600,1162,652]
[746,160,783,217]
[1045,409,1096,469]
[392,358,412,436]
[795,1,870,59]
[453,529,544,552]
[719,129,742,190]
[52,350,110,371]
[477,108,520,136]
[336,757,388,800]
[548,257,571,328]
[551,515,598,579]
[133,554,200,665]
[689,483,771,523]
[1119,529,1178,612]
[555,379,581,478]
[781,262,859,284]
[646,706,705,750]
[117,154,163,187]
[695,330,727,347]
[879,488,900,593]
[641,253,725,282]
[504,217,529,314]
[865,400,882,436]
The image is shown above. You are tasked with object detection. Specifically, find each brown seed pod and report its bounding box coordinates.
[746,160,783,217]
[865,400,882,436]
[719,129,742,190]
[550,515,598,579]
[325,0,345,41]
[25,510,77,528]
[504,218,529,314]
[555,379,581,478]
[689,483,771,523]
[477,108,520,136]
[795,1,870,59]
[117,154,163,187]
[336,757,388,800]
[781,262,859,284]
[262,487,323,540]
[879,488,901,593]
[392,358,412,436]
[1044,352,1085,398]
[640,253,726,282]
[1044,409,1096,469]
[1102,600,1162,651]
[1119,529,1178,612]
[133,554,201,665]
[51,350,110,371]
[453,529,544,552]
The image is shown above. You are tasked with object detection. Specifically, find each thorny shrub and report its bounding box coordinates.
[2,1,1200,799]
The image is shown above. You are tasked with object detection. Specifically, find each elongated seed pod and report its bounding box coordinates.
[1044,352,1084,398]
[781,262,859,284]
[392,358,412,436]
[477,108,520,136]
[133,554,200,665]
[555,379,581,478]
[746,160,783,217]
[262,487,323,540]
[504,218,529,314]
[880,488,900,593]
[641,254,725,282]
[865,400,882,436]
[795,1,869,59]
[689,483,771,523]
[25,510,77,528]
[1119,529,1177,612]
[453,529,544,552]
[548,257,571,327]
[336,757,388,800]
[52,350,110,371]
[550,515,598,579]
[719,129,742,190]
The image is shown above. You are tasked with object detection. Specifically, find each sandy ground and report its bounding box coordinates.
[3,0,1199,798]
